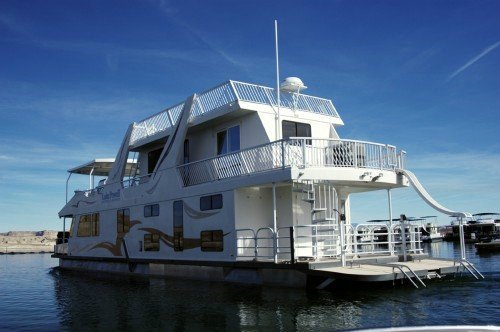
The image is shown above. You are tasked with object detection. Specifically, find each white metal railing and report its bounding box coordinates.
[129,81,340,146]
[178,138,405,186]
[235,222,424,262]
[231,81,340,117]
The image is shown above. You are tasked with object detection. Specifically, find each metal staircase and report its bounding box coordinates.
[293,180,340,258]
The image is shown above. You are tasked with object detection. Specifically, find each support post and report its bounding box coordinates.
[89,166,95,190]
[401,216,407,262]
[272,182,278,264]
[65,173,72,203]
[459,217,466,260]
[289,226,295,265]
[62,217,66,244]
[387,189,394,255]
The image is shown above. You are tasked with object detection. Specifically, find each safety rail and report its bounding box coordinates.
[177,138,405,187]
[235,221,424,262]
[129,80,340,146]
[390,264,426,289]
[456,259,485,279]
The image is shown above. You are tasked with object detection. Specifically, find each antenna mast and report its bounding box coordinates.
[275,20,280,140]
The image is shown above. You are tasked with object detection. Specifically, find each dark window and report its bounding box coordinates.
[144,204,160,217]
[201,230,224,252]
[77,213,100,237]
[282,120,311,143]
[217,126,240,155]
[183,139,190,164]
[144,233,160,251]
[117,208,130,234]
[200,194,223,211]
[173,200,183,251]
[148,148,163,174]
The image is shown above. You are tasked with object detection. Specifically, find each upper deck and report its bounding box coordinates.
[129,81,342,149]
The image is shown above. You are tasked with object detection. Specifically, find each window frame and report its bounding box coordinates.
[144,204,160,218]
[200,230,224,252]
[216,125,240,155]
[117,208,130,234]
[200,194,223,211]
[144,233,160,251]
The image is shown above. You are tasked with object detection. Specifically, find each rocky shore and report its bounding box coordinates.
[0,230,58,254]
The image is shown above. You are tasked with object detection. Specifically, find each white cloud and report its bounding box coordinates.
[448,40,500,81]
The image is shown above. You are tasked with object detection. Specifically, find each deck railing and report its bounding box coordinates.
[130,81,340,145]
[177,138,403,187]
[235,222,424,263]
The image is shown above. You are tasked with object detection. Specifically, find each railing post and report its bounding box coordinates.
[353,142,358,167]
[281,140,285,169]
[385,144,390,169]
[289,226,295,265]
[379,145,383,170]
[302,138,306,167]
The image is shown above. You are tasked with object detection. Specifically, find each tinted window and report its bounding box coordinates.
[200,194,223,211]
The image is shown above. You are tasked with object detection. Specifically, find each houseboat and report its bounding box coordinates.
[53,78,482,288]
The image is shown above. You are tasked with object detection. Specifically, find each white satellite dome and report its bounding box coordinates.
[280,77,307,93]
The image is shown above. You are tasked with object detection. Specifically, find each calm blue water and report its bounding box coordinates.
[0,242,498,331]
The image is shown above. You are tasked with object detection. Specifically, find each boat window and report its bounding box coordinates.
[173,200,183,251]
[77,213,100,237]
[69,217,74,238]
[144,204,159,218]
[148,148,163,174]
[200,194,223,211]
[201,230,223,252]
[117,208,130,234]
[282,120,311,142]
[183,139,189,164]
[144,233,160,251]
[217,125,240,155]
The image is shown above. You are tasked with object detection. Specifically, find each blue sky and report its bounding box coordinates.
[0,0,499,232]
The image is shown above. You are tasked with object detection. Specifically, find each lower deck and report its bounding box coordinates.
[52,253,481,289]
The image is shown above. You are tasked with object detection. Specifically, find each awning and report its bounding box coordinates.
[68,158,138,176]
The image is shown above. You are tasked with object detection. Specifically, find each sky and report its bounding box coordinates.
[0,0,499,232]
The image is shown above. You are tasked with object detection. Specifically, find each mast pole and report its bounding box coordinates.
[275,20,280,140]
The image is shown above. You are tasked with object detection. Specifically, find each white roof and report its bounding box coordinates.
[68,158,137,176]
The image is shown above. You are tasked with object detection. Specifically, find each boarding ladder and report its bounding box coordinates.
[293,180,339,258]
[457,259,485,280]
[391,264,427,289]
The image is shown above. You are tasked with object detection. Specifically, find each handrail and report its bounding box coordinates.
[456,259,485,280]
[129,80,341,145]
[396,264,427,287]
[392,265,420,289]
[177,138,404,186]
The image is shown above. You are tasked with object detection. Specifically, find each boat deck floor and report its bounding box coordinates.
[311,258,462,282]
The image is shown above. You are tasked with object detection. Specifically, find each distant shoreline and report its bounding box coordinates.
[1,230,58,254]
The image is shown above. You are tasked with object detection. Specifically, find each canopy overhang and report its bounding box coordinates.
[68,158,137,176]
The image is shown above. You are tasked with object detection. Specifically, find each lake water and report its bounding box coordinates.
[0,242,498,331]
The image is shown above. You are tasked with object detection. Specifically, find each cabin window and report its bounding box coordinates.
[173,200,183,251]
[217,125,240,155]
[282,120,311,143]
[148,148,163,174]
[77,213,100,237]
[183,139,190,164]
[144,204,160,217]
[200,194,223,211]
[201,230,224,252]
[69,217,75,238]
[117,208,130,234]
[144,233,160,251]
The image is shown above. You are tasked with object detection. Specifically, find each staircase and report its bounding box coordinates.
[293,180,340,258]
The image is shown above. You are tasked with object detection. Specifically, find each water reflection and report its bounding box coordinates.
[48,242,500,330]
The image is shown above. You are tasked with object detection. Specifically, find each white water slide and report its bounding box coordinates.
[398,169,472,219]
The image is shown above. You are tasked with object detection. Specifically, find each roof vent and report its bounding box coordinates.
[280,77,307,93]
